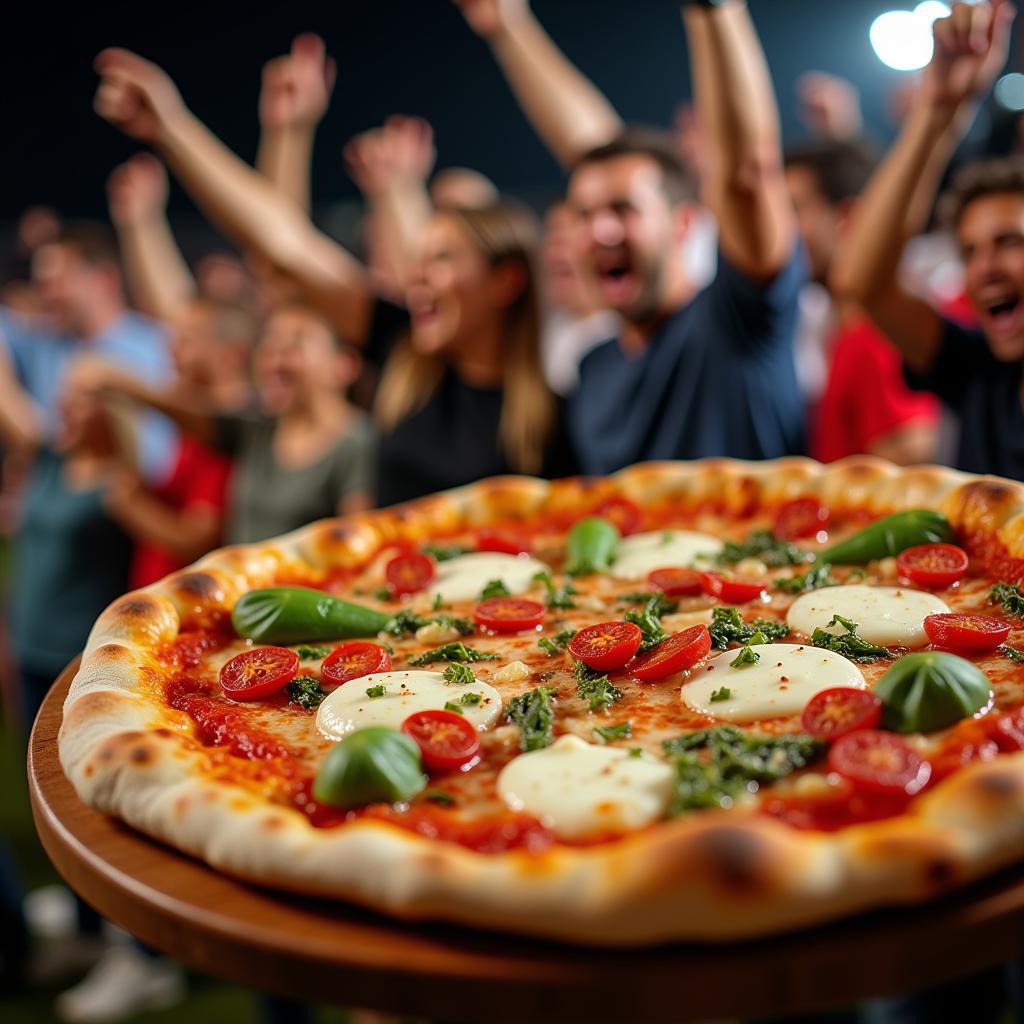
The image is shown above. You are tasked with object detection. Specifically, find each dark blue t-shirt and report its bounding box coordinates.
[567,247,806,474]
[905,318,1024,481]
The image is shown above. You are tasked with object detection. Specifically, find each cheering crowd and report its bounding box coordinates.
[2,0,1024,1021]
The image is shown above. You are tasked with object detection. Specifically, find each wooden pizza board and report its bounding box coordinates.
[27,659,1024,1022]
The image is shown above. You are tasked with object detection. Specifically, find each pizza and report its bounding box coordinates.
[58,457,1024,945]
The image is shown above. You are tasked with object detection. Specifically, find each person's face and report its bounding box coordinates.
[252,307,343,413]
[170,302,219,389]
[542,202,587,310]
[568,154,679,321]
[958,193,1024,362]
[32,244,112,335]
[406,214,503,356]
[785,164,839,286]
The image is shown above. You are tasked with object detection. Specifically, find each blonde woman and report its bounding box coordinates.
[93,49,575,504]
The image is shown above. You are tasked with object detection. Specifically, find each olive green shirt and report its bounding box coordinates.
[215,412,377,544]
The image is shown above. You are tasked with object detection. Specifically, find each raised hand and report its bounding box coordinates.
[258,33,336,131]
[452,0,528,38]
[923,0,1016,110]
[797,72,863,141]
[107,153,169,225]
[94,49,185,142]
[344,116,436,196]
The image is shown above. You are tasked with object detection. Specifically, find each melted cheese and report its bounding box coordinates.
[610,530,723,580]
[682,643,867,723]
[786,584,950,648]
[427,552,549,603]
[316,670,502,740]
[496,735,674,840]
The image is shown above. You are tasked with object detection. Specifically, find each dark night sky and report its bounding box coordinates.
[1,1,1015,239]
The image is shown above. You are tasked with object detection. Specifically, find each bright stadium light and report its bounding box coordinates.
[995,72,1024,110]
[870,4,950,72]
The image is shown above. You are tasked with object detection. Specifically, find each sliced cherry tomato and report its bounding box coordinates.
[774,497,830,540]
[699,571,766,604]
[593,497,643,536]
[568,621,644,671]
[401,709,480,774]
[474,597,546,633]
[923,613,1010,653]
[648,567,703,597]
[385,552,436,595]
[631,625,712,681]
[896,543,969,589]
[800,687,883,741]
[475,528,532,555]
[220,646,299,701]
[320,641,392,686]
[828,730,932,796]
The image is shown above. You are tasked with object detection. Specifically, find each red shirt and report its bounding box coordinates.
[129,435,232,589]
[811,318,940,464]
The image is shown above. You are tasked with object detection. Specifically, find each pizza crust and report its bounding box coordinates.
[58,457,1024,945]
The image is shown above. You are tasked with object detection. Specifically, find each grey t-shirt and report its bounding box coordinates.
[214,411,377,543]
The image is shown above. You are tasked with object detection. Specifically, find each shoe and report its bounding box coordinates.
[24,884,78,941]
[54,944,186,1023]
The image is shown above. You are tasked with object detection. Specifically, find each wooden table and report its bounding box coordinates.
[27,659,1024,1022]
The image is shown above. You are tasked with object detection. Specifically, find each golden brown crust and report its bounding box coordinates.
[58,458,1024,945]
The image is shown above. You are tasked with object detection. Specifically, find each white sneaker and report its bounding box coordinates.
[27,934,109,984]
[54,944,186,1024]
[24,885,78,941]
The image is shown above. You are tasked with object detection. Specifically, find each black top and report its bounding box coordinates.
[905,318,1024,481]
[365,301,577,507]
[568,247,806,475]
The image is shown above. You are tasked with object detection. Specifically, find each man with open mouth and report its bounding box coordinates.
[832,0,1024,483]
[456,0,805,474]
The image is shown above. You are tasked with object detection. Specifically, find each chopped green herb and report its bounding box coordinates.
[574,659,623,711]
[443,662,476,686]
[380,640,395,655]
[382,610,474,638]
[1003,645,1024,664]
[365,684,386,698]
[480,578,511,600]
[422,543,473,562]
[409,642,500,666]
[716,530,811,569]
[810,615,891,663]
[459,691,483,706]
[773,564,838,594]
[432,593,445,611]
[423,790,455,806]
[708,607,788,649]
[443,701,464,715]
[287,675,327,710]
[594,721,633,744]
[663,726,825,814]
[729,647,759,668]
[628,747,644,758]
[295,645,331,661]
[505,686,555,752]
[710,686,732,702]
[624,596,668,652]
[533,571,578,609]
[538,627,577,656]
[375,587,393,602]
[661,531,674,544]
[990,582,1024,618]
[618,592,679,615]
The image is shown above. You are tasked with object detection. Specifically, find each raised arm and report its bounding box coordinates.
[345,116,435,289]
[830,0,1015,372]
[256,33,336,212]
[108,153,196,321]
[454,0,622,168]
[683,0,795,279]
[94,48,373,342]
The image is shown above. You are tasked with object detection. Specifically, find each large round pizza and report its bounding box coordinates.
[58,458,1024,945]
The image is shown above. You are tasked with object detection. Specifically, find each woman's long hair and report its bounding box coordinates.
[374,201,555,476]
